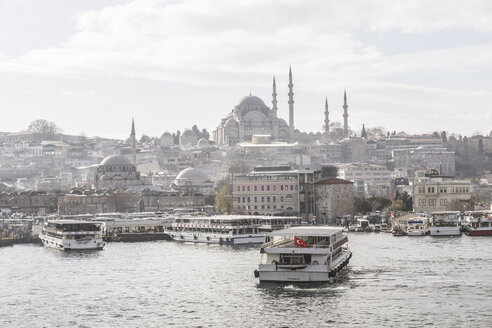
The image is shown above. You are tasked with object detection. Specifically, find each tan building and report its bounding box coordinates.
[58,193,115,215]
[314,178,354,224]
[412,170,471,213]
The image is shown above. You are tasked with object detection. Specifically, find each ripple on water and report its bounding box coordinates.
[1,236,492,327]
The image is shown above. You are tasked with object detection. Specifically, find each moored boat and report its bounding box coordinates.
[254,226,351,282]
[406,218,429,236]
[462,211,492,236]
[429,211,461,236]
[39,220,105,251]
[167,215,302,245]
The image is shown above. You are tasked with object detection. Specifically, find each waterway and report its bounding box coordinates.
[1,233,491,327]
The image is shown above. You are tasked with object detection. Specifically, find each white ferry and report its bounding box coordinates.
[100,217,173,242]
[254,226,352,282]
[39,220,105,251]
[462,211,492,236]
[429,211,461,236]
[167,215,301,245]
[406,218,429,236]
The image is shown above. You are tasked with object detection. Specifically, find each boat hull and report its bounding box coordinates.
[429,226,461,236]
[40,234,105,251]
[465,229,492,236]
[258,251,351,283]
[169,231,264,245]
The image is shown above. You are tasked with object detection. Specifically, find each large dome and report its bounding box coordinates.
[238,95,267,109]
[175,167,210,183]
[100,155,132,166]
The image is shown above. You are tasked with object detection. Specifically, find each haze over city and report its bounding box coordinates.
[1,0,492,139]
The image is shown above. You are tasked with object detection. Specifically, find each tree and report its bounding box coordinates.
[215,186,233,213]
[139,134,151,143]
[28,119,62,134]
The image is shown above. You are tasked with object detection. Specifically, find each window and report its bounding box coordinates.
[237,197,240,203]
[429,199,436,206]
[267,196,270,202]
[267,185,270,191]
[247,186,250,191]
[247,197,250,202]
[273,185,276,191]
[290,185,293,191]
[281,185,284,191]
[254,186,257,191]
[261,197,264,202]
[295,185,298,191]
[242,186,245,191]
[281,196,284,202]
[419,199,426,206]
[440,199,447,205]
[254,197,257,203]
[273,196,276,202]
[261,185,264,191]
[237,186,240,192]
[242,197,245,203]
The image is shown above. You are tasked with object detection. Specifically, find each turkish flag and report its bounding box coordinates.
[294,237,307,247]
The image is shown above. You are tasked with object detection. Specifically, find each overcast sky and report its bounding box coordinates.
[1,0,491,139]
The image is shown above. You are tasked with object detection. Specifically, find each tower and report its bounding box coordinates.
[288,66,294,138]
[272,76,278,117]
[324,97,330,138]
[130,117,136,166]
[361,123,367,138]
[343,89,349,137]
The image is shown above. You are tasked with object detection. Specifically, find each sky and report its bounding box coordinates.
[0,0,491,139]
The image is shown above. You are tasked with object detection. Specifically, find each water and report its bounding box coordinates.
[1,233,492,328]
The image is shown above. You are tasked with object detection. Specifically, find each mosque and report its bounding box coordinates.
[213,68,295,145]
[213,67,350,146]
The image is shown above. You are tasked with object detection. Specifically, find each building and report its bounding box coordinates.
[58,192,115,215]
[338,163,391,195]
[412,170,471,213]
[94,155,144,190]
[392,147,455,176]
[314,178,354,224]
[232,166,319,220]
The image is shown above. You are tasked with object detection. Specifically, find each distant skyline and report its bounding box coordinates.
[1,0,492,139]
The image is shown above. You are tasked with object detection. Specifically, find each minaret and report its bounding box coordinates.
[361,124,367,138]
[130,118,136,166]
[324,97,330,137]
[288,67,294,138]
[343,89,349,137]
[272,76,278,117]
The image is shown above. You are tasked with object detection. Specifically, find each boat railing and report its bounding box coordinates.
[262,238,332,249]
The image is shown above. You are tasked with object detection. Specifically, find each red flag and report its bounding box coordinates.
[294,237,307,247]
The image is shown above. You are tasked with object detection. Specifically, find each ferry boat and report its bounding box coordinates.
[429,211,461,236]
[167,215,301,245]
[254,226,352,282]
[101,217,173,242]
[39,220,105,251]
[406,218,428,236]
[462,211,492,236]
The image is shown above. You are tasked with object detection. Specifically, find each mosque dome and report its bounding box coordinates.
[175,167,210,185]
[100,155,132,166]
[225,117,238,126]
[197,138,211,149]
[238,95,267,109]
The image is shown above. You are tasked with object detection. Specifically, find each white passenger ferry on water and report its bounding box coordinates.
[406,218,429,236]
[167,215,302,245]
[429,211,461,236]
[39,220,105,251]
[254,226,352,282]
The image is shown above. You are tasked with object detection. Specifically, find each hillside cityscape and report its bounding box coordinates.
[0,70,491,221]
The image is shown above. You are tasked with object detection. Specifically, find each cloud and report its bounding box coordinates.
[0,0,492,136]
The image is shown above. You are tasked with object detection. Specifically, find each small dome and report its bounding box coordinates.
[197,138,211,149]
[100,155,132,166]
[225,117,238,126]
[238,95,267,109]
[175,167,210,182]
